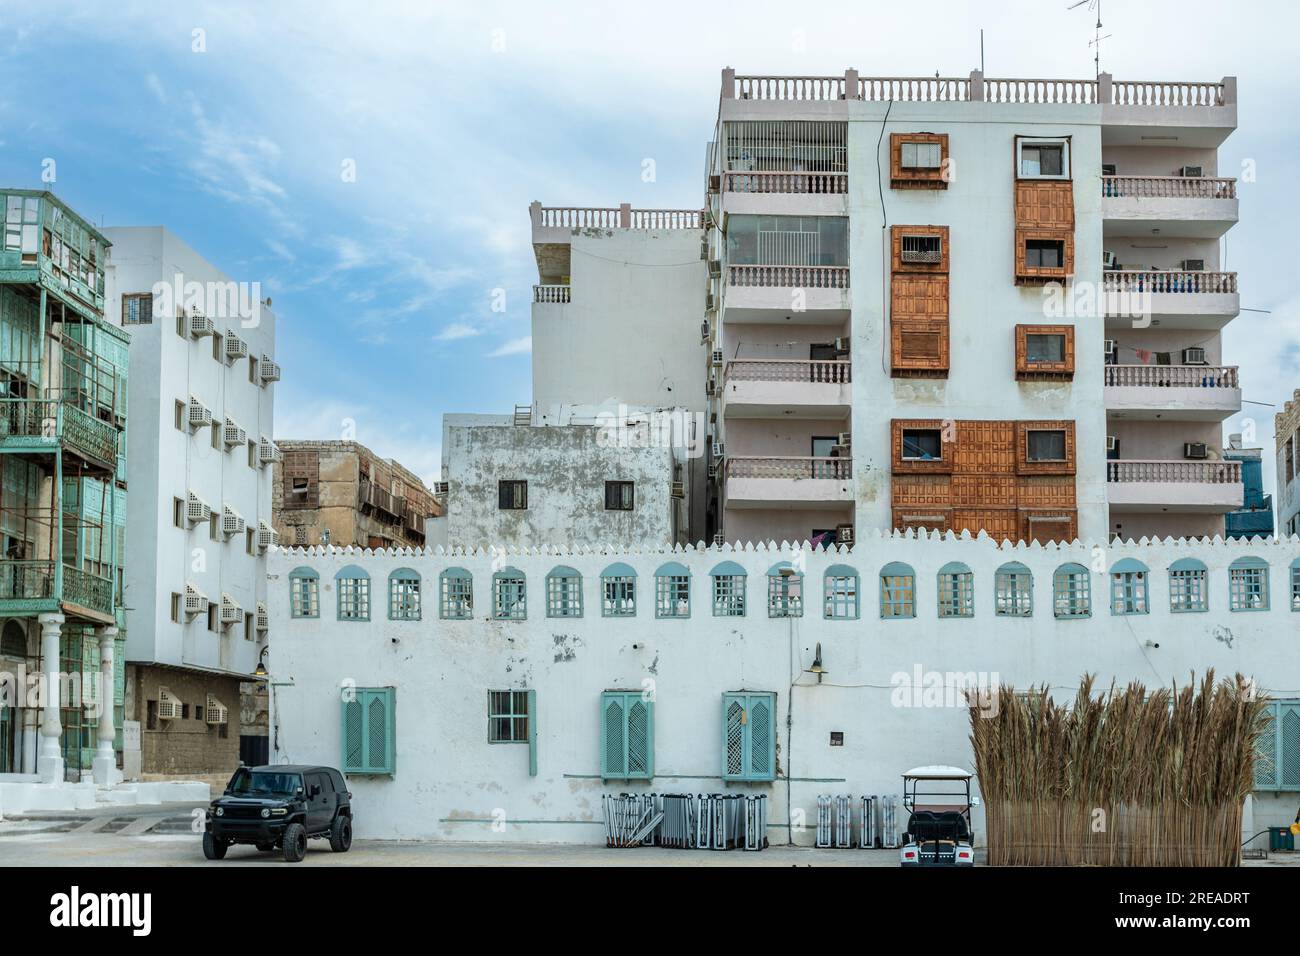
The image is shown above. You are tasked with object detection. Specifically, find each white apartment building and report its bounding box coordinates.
[1277,390,1300,538]
[704,69,1243,546]
[104,227,278,776]
[433,205,708,548]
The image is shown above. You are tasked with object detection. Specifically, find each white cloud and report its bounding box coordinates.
[435,322,482,341]
[487,335,531,358]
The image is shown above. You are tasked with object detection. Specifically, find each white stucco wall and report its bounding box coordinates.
[268,532,1300,846]
[104,226,273,677]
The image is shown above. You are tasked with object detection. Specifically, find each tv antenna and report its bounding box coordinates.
[1067,0,1111,79]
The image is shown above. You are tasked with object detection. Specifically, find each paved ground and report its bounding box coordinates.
[3,802,1298,867]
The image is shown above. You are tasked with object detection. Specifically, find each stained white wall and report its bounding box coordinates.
[104,226,273,677]
[268,532,1300,846]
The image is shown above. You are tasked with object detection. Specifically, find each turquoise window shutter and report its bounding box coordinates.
[343,698,363,771]
[722,691,776,782]
[602,694,625,778]
[1283,703,1300,790]
[527,689,538,777]
[341,688,395,775]
[723,694,745,778]
[600,691,654,780]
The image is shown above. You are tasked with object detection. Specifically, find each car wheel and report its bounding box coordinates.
[202,832,228,861]
[329,814,353,852]
[255,842,276,852]
[282,822,308,863]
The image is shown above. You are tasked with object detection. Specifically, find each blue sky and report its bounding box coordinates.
[1,0,1297,495]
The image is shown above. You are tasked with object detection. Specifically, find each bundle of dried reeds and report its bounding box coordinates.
[969,671,1266,867]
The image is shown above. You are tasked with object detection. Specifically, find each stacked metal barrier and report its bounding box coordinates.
[627,793,768,851]
[881,795,899,848]
[602,793,662,848]
[815,795,833,847]
[812,794,903,849]
[859,795,878,848]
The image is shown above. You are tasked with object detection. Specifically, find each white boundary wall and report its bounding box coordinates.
[268,531,1300,846]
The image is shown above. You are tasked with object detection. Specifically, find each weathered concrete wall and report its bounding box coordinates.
[127,665,242,776]
[268,532,1300,845]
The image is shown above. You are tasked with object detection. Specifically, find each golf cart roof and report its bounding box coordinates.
[903,765,974,780]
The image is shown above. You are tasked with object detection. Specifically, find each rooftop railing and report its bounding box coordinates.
[530,201,702,232]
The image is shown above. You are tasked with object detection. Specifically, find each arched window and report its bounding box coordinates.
[879,562,915,618]
[1,620,28,657]
[601,563,637,617]
[388,568,421,621]
[439,567,473,620]
[545,566,582,618]
[655,561,691,618]
[995,562,1032,617]
[335,565,370,621]
[493,567,527,620]
[824,564,860,619]
[1109,558,1149,615]
[1229,556,1269,611]
[1169,557,1208,612]
[289,566,319,618]
[767,562,803,618]
[710,561,746,617]
[1053,563,1091,619]
[937,561,973,618]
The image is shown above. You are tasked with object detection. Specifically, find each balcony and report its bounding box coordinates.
[1106,459,1243,513]
[0,560,115,622]
[721,171,849,217]
[533,284,570,304]
[721,360,851,419]
[1102,176,1237,238]
[724,265,851,323]
[0,398,120,473]
[530,201,702,246]
[1102,271,1238,331]
[724,456,853,508]
[1104,365,1241,421]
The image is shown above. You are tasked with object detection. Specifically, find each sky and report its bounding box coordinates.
[0,0,1297,498]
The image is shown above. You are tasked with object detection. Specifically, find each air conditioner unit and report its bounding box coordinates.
[186,492,211,526]
[205,694,229,726]
[1102,250,1119,270]
[705,378,716,396]
[256,521,278,550]
[669,481,685,499]
[836,524,855,545]
[1105,436,1119,452]
[700,320,710,344]
[707,173,721,194]
[837,432,852,448]
[187,397,213,430]
[219,593,242,626]
[705,293,716,312]
[1179,259,1205,272]
[1179,165,1204,178]
[1104,339,1118,360]
[712,442,724,460]
[433,480,449,498]
[256,602,270,632]
[258,437,282,465]
[1182,346,1208,365]
[713,531,726,546]
[834,337,850,354]
[221,506,246,537]
[1184,442,1209,460]
[188,314,214,338]
[708,259,722,278]
[158,687,183,721]
[259,355,281,383]
[222,418,247,448]
[1101,163,1117,176]
[183,583,207,617]
[711,350,724,368]
[224,333,249,361]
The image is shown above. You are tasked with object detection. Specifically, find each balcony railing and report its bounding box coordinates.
[1106,460,1241,484]
[0,560,113,617]
[1102,175,1236,199]
[533,284,571,304]
[728,264,850,289]
[1102,271,1237,294]
[725,359,851,384]
[0,398,120,468]
[726,456,852,480]
[533,205,702,230]
[1105,365,1238,388]
[723,171,848,194]
[725,70,1229,107]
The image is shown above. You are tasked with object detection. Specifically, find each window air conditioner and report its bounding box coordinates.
[1179,259,1205,272]
[183,584,207,616]
[221,506,246,537]
[1184,442,1209,460]
[188,314,214,338]
[186,492,211,526]
[219,593,242,626]
[187,397,213,430]
[205,694,229,726]
[224,333,249,361]
[1179,165,1204,178]
[1182,347,1208,365]
[158,687,183,721]
[836,524,855,544]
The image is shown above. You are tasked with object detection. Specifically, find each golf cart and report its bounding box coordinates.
[898,766,975,867]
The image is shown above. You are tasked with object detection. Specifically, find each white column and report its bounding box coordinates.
[92,626,119,786]
[36,613,64,784]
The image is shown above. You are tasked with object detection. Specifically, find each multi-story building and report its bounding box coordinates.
[1277,389,1300,539]
[1224,434,1273,540]
[0,189,128,784]
[103,226,277,776]
[702,68,1243,546]
[272,440,440,551]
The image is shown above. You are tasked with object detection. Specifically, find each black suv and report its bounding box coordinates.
[204,765,353,862]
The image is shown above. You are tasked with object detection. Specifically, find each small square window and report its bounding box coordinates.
[902,429,942,461]
[1027,430,1067,462]
[900,142,941,169]
[900,234,942,263]
[1025,240,1064,268]
[122,293,154,325]
[498,480,527,510]
[1026,334,1065,363]
[1018,140,1069,179]
[488,690,530,743]
[605,480,634,511]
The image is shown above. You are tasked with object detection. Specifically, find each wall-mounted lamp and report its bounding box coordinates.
[806,643,827,684]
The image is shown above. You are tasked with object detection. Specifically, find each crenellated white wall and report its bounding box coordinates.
[268,531,1300,846]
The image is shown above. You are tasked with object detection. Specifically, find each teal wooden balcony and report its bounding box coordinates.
[0,398,119,473]
[0,559,115,622]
